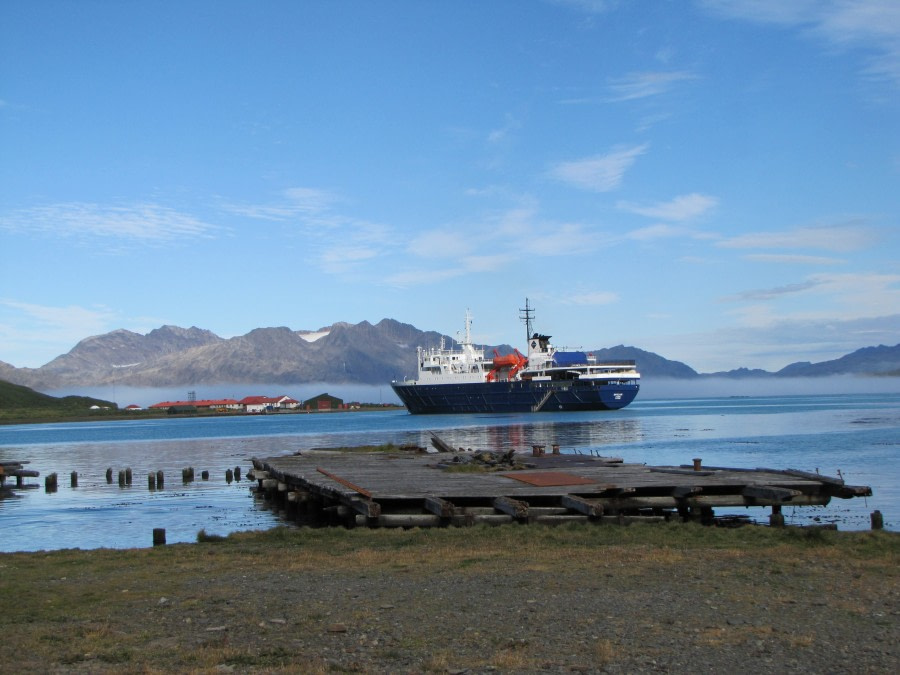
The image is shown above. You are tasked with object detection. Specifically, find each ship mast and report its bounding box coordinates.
[464,308,472,345]
[519,298,534,345]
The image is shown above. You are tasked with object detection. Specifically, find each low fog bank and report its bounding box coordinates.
[640,375,900,401]
[43,383,401,409]
[43,376,900,409]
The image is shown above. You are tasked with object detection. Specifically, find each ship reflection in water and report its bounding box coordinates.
[409,418,643,454]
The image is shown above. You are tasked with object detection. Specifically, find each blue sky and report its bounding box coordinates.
[1,0,899,373]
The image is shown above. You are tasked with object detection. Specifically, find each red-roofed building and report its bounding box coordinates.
[148,399,241,412]
[238,395,300,413]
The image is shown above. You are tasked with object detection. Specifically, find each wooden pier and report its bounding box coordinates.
[0,460,40,496]
[250,442,874,529]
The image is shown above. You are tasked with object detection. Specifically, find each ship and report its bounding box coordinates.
[391,300,640,414]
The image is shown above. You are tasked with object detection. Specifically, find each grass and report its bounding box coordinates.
[1,524,897,672]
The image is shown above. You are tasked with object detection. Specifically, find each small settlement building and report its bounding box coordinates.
[304,393,344,411]
[148,399,241,413]
[238,395,301,413]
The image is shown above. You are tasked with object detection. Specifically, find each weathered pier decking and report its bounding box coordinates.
[250,447,873,529]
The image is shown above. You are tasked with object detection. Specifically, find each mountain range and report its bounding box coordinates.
[1,320,898,391]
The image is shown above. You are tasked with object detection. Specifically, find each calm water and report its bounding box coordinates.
[1,392,898,551]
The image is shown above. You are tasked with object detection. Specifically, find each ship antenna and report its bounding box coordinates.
[519,298,534,344]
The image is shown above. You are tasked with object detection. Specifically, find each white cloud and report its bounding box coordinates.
[717,223,877,251]
[549,144,649,192]
[618,193,718,221]
[607,71,699,101]
[699,0,900,87]
[0,202,220,245]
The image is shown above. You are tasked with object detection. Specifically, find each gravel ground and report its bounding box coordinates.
[187,558,897,673]
[2,526,897,673]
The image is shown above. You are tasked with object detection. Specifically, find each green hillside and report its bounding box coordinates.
[0,379,118,422]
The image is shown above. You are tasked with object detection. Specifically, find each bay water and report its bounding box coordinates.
[1,392,897,552]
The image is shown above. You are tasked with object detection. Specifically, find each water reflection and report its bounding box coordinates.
[406,419,644,454]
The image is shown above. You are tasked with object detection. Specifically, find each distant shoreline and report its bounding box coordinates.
[0,405,405,427]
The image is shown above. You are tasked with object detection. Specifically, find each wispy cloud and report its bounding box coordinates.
[487,114,522,145]
[386,201,602,288]
[0,300,121,367]
[549,0,615,14]
[625,224,691,241]
[723,280,822,302]
[407,230,474,260]
[221,187,339,221]
[549,144,649,192]
[717,222,877,251]
[0,202,221,245]
[699,0,900,87]
[812,271,900,317]
[618,193,717,221]
[607,71,699,101]
[224,187,395,276]
[723,272,900,320]
[561,291,619,305]
[744,253,845,265]
[657,312,900,371]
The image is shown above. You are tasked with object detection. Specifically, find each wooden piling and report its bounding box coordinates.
[693,458,703,471]
[226,468,234,483]
[769,504,785,528]
[45,473,58,492]
[125,467,133,485]
[106,467,113,483]
[234,466,241,481]
[70,471,78,488]
[148,472,156,490]
[201,470,209,481]
[118,470,126,487]
[152,528,166,546]
[156,470,164,489]
[871,510,884,530]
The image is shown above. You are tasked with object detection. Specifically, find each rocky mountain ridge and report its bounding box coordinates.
[1,320,898,391]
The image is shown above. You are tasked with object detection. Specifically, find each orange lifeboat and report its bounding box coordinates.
[486,349,527,381]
